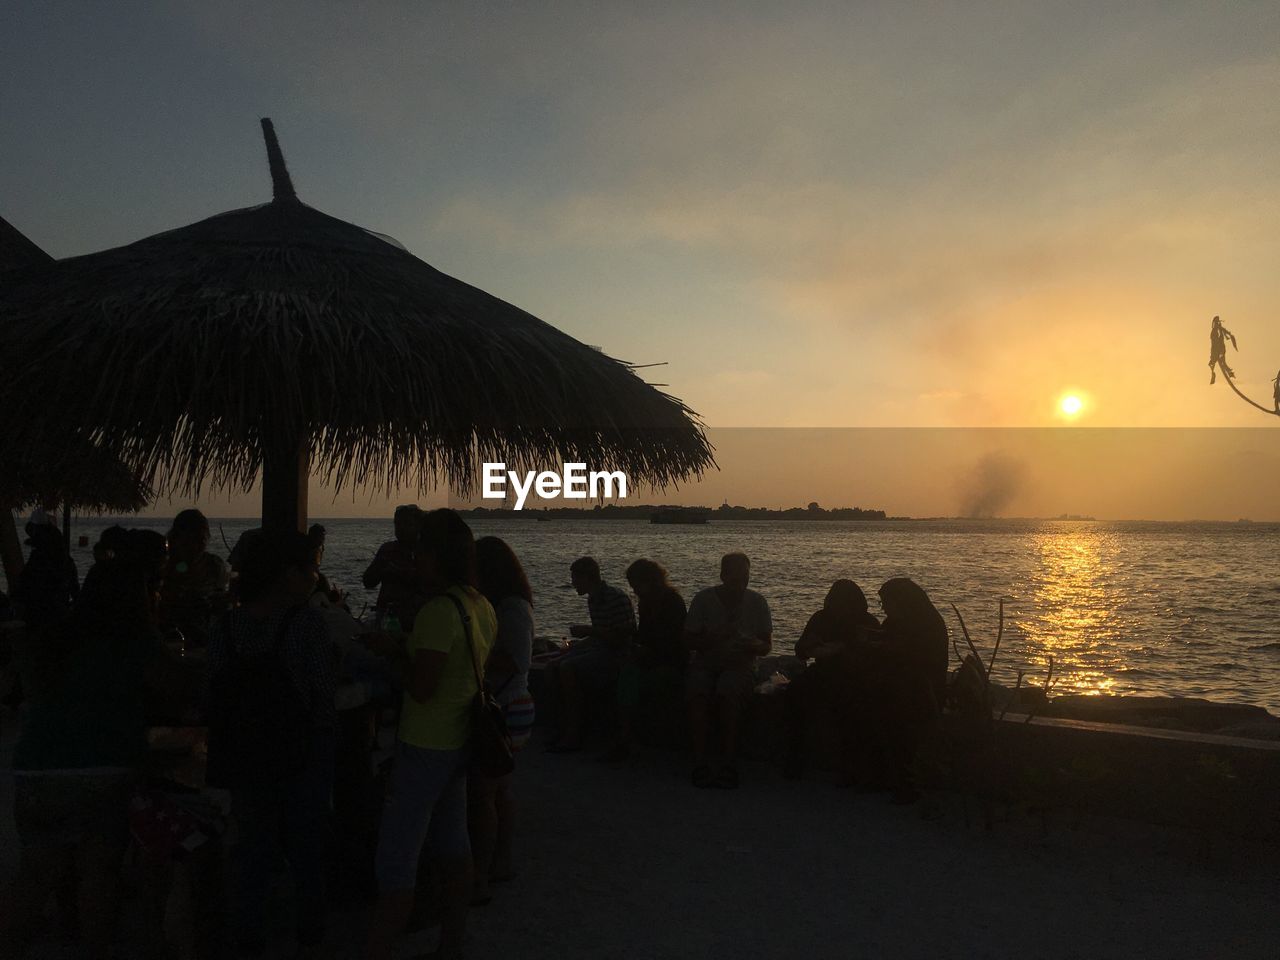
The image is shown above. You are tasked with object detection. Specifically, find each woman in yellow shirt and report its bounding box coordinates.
[366,509,496,960]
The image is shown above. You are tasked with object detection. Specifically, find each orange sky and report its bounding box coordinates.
[6,3,1280,519]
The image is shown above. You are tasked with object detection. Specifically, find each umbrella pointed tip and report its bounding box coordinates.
[260,117,297,202]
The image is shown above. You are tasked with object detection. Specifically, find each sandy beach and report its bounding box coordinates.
[4,716,1278,960]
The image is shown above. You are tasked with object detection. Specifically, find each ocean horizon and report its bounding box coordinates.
[59,515,1280,714]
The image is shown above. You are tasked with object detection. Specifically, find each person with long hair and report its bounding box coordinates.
[159,508,230,648]
[366,509,497,960]
[782,579,881,781]
[600,558,687,762]
[468,536,536,904]
[3,537,190,959]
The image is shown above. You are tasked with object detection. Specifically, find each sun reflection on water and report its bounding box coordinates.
[1016,530,1128,695]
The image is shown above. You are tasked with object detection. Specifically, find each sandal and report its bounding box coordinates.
[691,764,715,788]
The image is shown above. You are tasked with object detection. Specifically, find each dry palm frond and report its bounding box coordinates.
[1,217,150,514]
[3,443,151,514]
[0,121,715,497]
[0,215,52,273]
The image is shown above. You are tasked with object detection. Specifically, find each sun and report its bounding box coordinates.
[1059,393,1084,418]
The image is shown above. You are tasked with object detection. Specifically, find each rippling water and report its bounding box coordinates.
[66,517,1280,713]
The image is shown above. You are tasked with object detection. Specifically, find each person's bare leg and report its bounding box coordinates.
[365,890,415,960]
[492,776,515,881]
[467,777,498,902]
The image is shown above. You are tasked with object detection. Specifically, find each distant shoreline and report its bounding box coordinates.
[456,506,1113,521]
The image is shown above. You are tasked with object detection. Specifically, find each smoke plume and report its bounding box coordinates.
[960,452,1027,518]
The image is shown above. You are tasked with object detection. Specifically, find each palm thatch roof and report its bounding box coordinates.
[0,121,714,503]
[0,215,52,273]
[2,445,151,514]
[0,216,152,514]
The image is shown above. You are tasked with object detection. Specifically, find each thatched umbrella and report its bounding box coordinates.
[0,216,152,588]
[0,120,714,532]
[2,448,151,516]
[0,215,51,273]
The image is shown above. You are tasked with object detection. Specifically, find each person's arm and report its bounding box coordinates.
[400,595,464,703]
[683,593,712,652]
[487,648,519,675]
[487,598,530,676]
[794,612,823,660]
[592,616,634,647]
[752,596,773,657]
[407,648,450,702]
[362,545,387,590]
[593,591,636,649]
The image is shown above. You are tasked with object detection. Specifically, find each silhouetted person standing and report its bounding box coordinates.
[1209,315,1237,384]
[362,505,424,627]
[14,517,78,630]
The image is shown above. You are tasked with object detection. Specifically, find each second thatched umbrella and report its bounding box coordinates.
[1,215,152,587]
[0,121,714,531]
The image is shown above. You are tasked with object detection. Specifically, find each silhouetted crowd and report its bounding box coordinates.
[0,505,949,959]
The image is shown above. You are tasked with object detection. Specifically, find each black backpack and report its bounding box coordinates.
[206,606,311,788]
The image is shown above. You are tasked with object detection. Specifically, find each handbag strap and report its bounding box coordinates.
[444,590,485,695]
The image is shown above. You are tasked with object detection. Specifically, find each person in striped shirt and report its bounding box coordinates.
[544,556,636,752]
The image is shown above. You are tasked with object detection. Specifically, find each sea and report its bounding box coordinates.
[61,516,1280,714]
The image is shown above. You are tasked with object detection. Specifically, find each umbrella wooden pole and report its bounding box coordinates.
[1,506,24,593]
[261,439,310,533]
[62,502,72,555]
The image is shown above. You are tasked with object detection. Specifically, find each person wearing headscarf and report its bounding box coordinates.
[849,578,949,803]
[782,579,880,781]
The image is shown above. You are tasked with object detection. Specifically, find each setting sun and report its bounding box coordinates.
[1059,393,1084,417]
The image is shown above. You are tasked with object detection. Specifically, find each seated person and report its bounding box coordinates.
[782,579,880,780]
[684,552,771,789]
[544,556,635,752]
[601,559,687,761]
[847,577,949,804]
[362,504,425,629]
[158,508,230,648]
[306,523,346,609]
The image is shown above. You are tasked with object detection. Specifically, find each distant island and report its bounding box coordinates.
[461,502,895,521]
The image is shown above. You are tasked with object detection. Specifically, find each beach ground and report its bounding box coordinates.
[3,717,1278,959]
